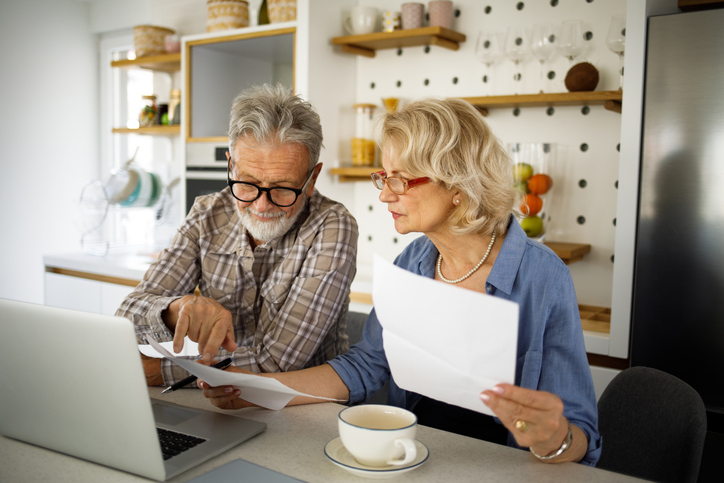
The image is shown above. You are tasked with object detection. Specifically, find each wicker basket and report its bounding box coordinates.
[134,25,176,58]
[207,0,249,32]
[268,0,296,23]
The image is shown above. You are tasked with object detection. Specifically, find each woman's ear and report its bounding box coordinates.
[452,190,463,206]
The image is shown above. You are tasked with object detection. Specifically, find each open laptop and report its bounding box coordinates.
[0,298,267,481]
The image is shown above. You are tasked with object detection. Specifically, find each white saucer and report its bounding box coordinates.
[324,437,429,479]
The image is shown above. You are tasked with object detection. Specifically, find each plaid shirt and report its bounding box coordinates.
[117,187,358,385]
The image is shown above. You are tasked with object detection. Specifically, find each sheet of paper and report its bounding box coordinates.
[372,254,519,416]
[138,337,198,358]
[147,338,341,410]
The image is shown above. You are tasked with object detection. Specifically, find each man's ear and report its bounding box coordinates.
[307,163,323,195]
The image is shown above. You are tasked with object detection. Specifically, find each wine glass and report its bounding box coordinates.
[504,26,529,95]
[556,20,584,66]
[475,31,503,95]
[607,15,626,90]
[531,22,556,93]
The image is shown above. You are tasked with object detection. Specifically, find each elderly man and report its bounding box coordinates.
[116,84,358,386]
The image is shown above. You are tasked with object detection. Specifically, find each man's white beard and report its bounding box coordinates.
[238,194,307,243]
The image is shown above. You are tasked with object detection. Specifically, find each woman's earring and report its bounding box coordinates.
[454,198,461,205]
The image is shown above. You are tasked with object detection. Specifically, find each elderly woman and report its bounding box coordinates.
[199,98,601,466]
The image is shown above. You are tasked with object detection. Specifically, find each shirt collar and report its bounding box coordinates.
[487,216,526,295]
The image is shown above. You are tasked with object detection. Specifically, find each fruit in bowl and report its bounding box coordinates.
[519,193,543,216]
[528,173,553,195]
[514,162,534,183]
[514,170,553,238]
[520,216,544,237]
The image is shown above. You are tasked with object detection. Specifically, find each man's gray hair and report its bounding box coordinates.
[228,84,323,170]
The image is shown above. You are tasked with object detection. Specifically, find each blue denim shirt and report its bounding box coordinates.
[328,217,602,466]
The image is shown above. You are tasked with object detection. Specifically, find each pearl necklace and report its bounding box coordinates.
[436,227,498,284]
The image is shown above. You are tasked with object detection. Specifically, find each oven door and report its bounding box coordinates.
[185,170,227,215]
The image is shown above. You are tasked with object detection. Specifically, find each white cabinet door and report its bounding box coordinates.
[100,282,134,316]
[44,272,102,313]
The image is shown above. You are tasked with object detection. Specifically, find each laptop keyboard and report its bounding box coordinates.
[157,427,207,460]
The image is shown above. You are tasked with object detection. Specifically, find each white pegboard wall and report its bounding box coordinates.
[348,0,626,307]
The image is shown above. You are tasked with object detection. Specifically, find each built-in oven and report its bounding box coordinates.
[185,143,229,214]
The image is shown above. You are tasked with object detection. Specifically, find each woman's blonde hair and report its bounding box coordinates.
[377,97,516,236]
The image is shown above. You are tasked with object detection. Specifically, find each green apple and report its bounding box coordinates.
[514,181,530,194]
[520,215,544,237]
[514,163,534,183]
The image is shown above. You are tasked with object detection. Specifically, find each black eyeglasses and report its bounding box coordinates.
[227,159,317,207]
[371,170,431,195]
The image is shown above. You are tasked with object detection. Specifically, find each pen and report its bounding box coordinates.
[161,357,234,394]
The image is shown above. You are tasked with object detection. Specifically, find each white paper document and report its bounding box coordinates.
[372,254,519,416]
[138,337,199,358]
[145,338,340,410]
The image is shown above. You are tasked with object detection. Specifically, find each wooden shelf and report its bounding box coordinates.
[329,167,379,182]
[460,90,623,113]
[112,125,180,135]
[110,53,181,72]
[544,242,591,265]
[332,26,466,58]
[579,304,611,334]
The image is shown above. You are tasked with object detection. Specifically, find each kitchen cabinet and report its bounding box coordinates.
[184,26,296,143]
[44,253,148,316]
[44,272,136,316]
[181,0,359,214]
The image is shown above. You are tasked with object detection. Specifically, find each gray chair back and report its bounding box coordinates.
[345,311,368,347]
[344,311,388,405]
[596,366,707,483]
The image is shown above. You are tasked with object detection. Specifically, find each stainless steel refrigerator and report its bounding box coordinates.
[632,8,724,476]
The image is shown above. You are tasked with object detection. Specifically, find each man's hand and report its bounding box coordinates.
[163,295,238,362]
[141,353,164,386]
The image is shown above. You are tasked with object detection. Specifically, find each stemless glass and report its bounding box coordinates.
[475,31,503,96]
[504,26,529,95]
[531,22,556,93]
[606,14,626,90]
[556,19,584,65]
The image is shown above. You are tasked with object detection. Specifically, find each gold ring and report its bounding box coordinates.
[515,419,530,432]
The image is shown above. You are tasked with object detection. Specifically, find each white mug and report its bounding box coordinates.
[344,6,378,35]
[338,405,417,467]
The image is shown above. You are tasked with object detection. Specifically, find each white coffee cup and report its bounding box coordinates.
[344,6,378,35]
[338,405,417,467]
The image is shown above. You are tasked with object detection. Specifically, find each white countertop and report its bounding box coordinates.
[43,251,375,301]
[43,249,158,281]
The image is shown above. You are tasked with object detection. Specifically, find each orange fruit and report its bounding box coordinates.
[528,174,553,195]
[519,193,543,216]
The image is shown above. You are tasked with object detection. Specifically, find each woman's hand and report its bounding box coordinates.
[197,365,256,411]
[480,383,585,462]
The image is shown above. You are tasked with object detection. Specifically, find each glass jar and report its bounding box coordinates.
[168,89,181,125]
[351,103,377,166]
[139,95,158,127]
[509,142,557,241]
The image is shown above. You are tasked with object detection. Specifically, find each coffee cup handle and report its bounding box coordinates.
[343,16,354,35]
[386,438,417,466]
